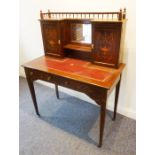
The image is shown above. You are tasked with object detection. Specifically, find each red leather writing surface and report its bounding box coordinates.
[42,58,112,81]
[23,56,125,89]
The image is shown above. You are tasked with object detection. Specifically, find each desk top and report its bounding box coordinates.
[23,56,125,89]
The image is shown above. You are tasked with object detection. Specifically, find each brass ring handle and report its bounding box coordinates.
[91,44,94,49]
[58,40,61,45]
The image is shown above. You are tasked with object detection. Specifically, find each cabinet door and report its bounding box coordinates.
[41,21,63,57]
[92,22,122,68]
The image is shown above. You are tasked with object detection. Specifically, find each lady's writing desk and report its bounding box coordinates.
[23,9,126,147]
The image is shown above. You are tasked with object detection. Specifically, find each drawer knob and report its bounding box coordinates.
[58,40,61,45]
[65,81,68,85]
[47,76,51,81]
[91,44,94,49]
[30,71,33,76]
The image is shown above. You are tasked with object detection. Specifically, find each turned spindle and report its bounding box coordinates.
[40,10,43,19]
[48,9,51,18]
[123,8,126,19]
[118,9,122,20]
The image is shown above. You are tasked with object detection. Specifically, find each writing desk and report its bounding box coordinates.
[23,55,125,147]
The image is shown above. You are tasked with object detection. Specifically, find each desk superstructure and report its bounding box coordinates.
[23,9,127,147]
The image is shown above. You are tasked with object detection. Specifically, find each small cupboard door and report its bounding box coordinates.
[40,20,63,57]
[92,22,122,68]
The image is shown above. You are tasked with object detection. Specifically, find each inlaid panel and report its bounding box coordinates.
[92,22,122,68]
[40,21,62,57]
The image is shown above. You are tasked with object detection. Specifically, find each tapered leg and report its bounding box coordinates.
[98,102,106,147]
[55,84,59,99]
[26,78,40,116]
[113,75,122,120]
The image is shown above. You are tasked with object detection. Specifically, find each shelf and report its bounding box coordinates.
[63,44,92,52]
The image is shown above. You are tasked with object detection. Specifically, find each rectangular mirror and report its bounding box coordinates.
[71,24,91,44]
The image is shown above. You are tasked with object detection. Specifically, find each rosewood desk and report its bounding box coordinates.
[23,56,125,147]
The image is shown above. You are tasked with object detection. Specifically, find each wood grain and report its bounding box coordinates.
[23,56,125,89]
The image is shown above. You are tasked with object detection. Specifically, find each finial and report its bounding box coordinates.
[123,8,126,19]
[40,10,43,19]
[118,8,122,20]
[48,9,51,18]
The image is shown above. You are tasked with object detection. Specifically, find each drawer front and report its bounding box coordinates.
[25,68,105,93]
[24,67,107,105]
[26,68,92,91]
[25,68,55,82]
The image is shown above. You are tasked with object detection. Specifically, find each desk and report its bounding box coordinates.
[23,56,125,147]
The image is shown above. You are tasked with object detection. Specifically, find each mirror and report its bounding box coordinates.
[71,24,91,44]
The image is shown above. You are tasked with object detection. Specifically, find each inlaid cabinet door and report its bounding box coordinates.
[40,20,63,57]
[92,22,122,68]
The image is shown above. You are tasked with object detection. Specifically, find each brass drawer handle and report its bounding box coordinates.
[47,76,52,81]
[30,71,33,76]
[91,44,94,49]
[65,81,68,85]
[58,40,61,45]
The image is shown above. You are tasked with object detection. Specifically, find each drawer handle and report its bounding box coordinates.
[30,71,33,76]
[58,40,61,45]
[65,81,68,85]
[91,44,94,49]
[47,76,52,81]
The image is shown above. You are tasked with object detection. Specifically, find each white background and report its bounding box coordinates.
[19,0,136,119]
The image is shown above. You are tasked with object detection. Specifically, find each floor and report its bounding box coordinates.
[19,77,136,155]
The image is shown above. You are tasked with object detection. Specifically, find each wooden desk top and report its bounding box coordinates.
[23,56,125,89]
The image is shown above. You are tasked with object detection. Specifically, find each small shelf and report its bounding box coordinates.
[63,44,92,52]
